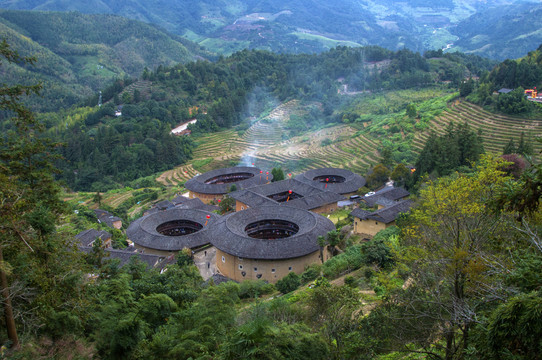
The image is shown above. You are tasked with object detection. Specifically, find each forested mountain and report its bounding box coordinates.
[0,0,539,58]
[43,46,495,191]
[467,44,542,114]
[451,2,542,60]
[0,10,208,111]
[2,18,542,358]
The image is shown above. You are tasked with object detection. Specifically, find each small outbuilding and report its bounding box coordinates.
[75,229,112,248]
[94,209,123,230]
[79,246,172,270]
[209,206,335,283]
[351,200,413,238]
[362,186,410,208]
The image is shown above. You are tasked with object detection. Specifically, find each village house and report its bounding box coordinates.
[351,199,413,238]
[75,229,112,248]
[94,209,123,230]
[362,186,410,208]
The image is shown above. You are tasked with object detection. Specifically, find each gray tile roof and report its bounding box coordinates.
[295,167,366,194]
[127,208,219,251]
[94,209,123,228]
[229,179,345,211]
[205,274,234,286]
[75,229,111,247]
[155,200,175,211]
[363,186,410,207]
[185,166,272,195]
[79,246,166,269]
[351,200,413,224]
[209,206,335,260]
[229,189,275,207]
[173,196,219,212]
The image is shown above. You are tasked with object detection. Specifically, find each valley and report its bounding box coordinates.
[1,4,542,357]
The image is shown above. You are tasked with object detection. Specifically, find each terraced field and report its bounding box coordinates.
[157,100,382,186]
[158,99,542,187]
[413,101,542,154]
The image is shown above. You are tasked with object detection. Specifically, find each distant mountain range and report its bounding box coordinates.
[450,2,542,60]
[0,0,540,59]
[0,10,209,110]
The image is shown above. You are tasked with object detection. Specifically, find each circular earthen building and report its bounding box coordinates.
[185,166,272,203]
[209,206,335,283]
[295,167,365,196]
[127,208,218,256]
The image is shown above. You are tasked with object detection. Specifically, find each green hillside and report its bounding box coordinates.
[37,45,498,192]
[451,2,542,60]
[0,0,538,57]
[0,10,207,111]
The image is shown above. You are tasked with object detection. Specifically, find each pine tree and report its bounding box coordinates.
[517,132,533,157]
[503,138,517,155]
[0,39,65,348]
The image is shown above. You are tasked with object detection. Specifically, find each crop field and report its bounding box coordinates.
[158,97,542,188]
[412,101,542,154]
[157,100,382,186]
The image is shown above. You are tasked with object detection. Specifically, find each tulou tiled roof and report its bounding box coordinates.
[229,179,345,210]
[184,166,272,195]
[127,208,219,251]
[79,246,169,269]
[295,167,366,194]
[171,196,219,212]
[75,229,111,247]
[209,206,335,260]
[363,186,410,207]
[351,199,413,224]
[94,209,122,228]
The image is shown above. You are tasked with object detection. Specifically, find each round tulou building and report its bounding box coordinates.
[208,206,335,283]
[295,167,366,196]
[185,166,272,204]
[127,208,219,256]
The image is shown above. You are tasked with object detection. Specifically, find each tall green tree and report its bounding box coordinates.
[366,163,390,190]
[394,157,516,359]
[503,138,516,155]
[0,39,41,348]
[0,39,67,348]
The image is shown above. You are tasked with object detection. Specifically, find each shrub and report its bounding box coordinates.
[238,280,275,298]
[276,272,301,294]
[301,264,321,284]
[322,245,364,278]
[344,276,356,287]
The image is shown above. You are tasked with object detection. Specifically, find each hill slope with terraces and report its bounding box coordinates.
[158,98,542,187]
[413,101,542,154]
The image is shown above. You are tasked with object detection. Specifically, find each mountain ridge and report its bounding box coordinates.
[1,0,540,58]
[0,9,209,110]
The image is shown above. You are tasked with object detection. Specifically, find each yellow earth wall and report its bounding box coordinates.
[216,248,330,283]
